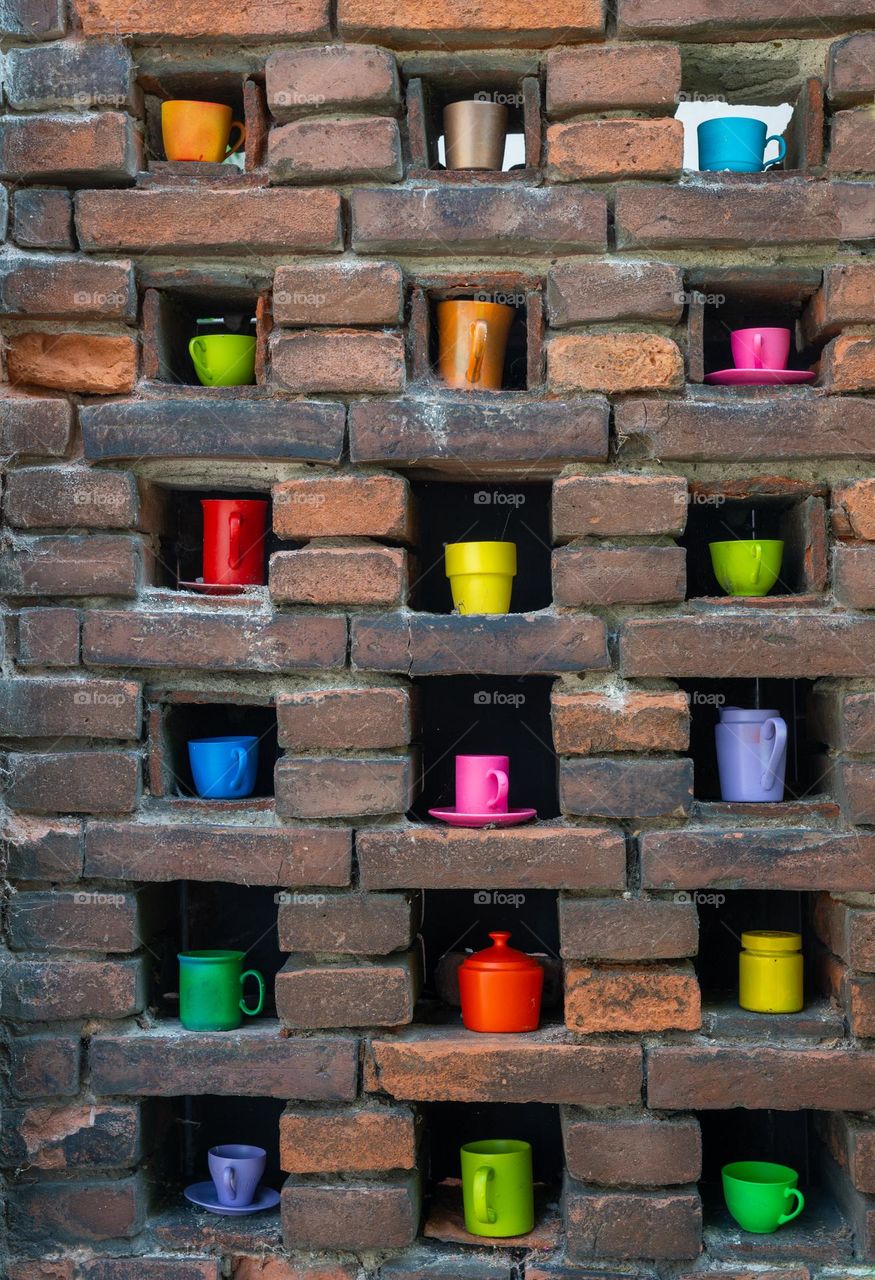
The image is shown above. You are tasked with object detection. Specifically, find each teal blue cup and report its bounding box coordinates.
[698,117,787,173]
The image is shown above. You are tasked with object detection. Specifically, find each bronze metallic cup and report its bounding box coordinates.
[443,99,508,170]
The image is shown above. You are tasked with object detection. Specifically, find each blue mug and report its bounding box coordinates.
[697,117,787,173]
[188,735,258,799]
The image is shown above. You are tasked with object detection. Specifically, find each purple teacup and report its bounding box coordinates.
[208,1143,266,1207]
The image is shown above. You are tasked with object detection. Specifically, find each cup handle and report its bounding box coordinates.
[188,337,214,385]
[760,717,788,791]
[752,542,763,584]
[752,332,763,370]
[227,120,247,156]
[240,968,265,1016]
[228,745,248,790]
[229,512,243,569]
[486,769,509,811]
[473,1165,497,1224]
[764,134,787,169]
[779,1187,805,1224]
[466,320,488,385]
[224,1166,237,1201]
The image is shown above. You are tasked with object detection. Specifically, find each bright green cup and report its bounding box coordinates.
[461,1139,534,1238]
[188,334,256,387]
[709,539,784,596]
[722,1161,805,1233]
[178,950,265,1031]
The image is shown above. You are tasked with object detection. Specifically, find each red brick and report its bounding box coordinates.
[548,333,684,393]
[267,45,399,120]
[0,256,133,320]
[8,1175,145,1244]
[279,890,416,955]
[0,677,140,738]
[813,895,875,970]
[233,1263,353,1280]
[5,467,139,529]
[547,44,682,115]
[338,0,603,45]
[553,544,686,605]
[552,689,689,754]
[552,473,687,537]
[547,118,683,181]
[820,1112,875,1194]
[802,263,875,343]
[8,331,136,395]
[7,890,140,952]
[75,188,342,254]
[281,1103,417,1173]
[5,39,135,112]
[829,108,875,174]
[6,750,139,815]
[0,393,72,457]
[276,952,419,1028]
[822,334,875,392]
[562,1109,701,1185]
[565,961,700,1033]
[274,473,411,540]
[17,607,80,666]
[276,755,416,819]
[5,816,83,880]
[565,1180,701,1261]
[4,957,145,1020]
[1,0,65,39]
[9,1034,80,1099]
[833,758,875,824]
[73,0,330,38]
[0,534,142,597]
[560,896,698,961]
[8,1264,75,1280]
[0,112,141,183]
[561,757,693,819]
[0,1103,140,1170]
[547,261,684,327]
[277,687,412,751]
[82,1263,220,1280]
[829,33,875,106]
[282,1173,421,1250]
[832,478,875,540]
[357,824,625,890]
[271,329,405,393]
[618,0,871,38]
[273,261,403,326]
[13,189,74,250]
[834,543,875,607]
[270,545,408,606]
[269,116,402,183]
[85,822,352,888]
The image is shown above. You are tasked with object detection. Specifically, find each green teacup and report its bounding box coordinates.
[178,950,265,1031]
[709,539,784,597]
[722,1161,805,1234]
[461,1139,533,1238]
[189,334,256,387]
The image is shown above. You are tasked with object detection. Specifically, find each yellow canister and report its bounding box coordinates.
[739,930,803,1014]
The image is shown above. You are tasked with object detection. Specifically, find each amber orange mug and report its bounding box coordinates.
[436,300,515,391]
[162,100,246,163]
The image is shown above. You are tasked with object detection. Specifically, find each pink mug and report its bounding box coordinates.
[456,755,509,814]
[731,327,791,372]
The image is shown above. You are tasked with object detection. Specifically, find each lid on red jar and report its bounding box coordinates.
[459,932,542,972]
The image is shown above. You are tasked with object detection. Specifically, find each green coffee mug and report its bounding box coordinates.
[722,1161,805,1233]
[709,539,784,596]
[188,334,256,387]
[460,1139,534,1238]
[178,950,265,1031]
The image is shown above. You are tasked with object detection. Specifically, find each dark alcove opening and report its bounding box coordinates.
[681,495,820,598]
[694,888,817,1001]
[154,487,277,590]
[161,701,279,800]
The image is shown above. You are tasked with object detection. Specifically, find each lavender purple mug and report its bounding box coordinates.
[208,1143,266,1207]
[715,707,788,803]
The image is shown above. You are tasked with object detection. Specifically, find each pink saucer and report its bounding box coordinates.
[428,807,537,829]
[704,368,816,386]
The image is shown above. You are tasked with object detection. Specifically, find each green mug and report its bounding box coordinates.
[188,334,257,387]
[178,950,265,1031]
[460,1139,534,1238]
[709,539,784,596]
[722,1161,805,1233]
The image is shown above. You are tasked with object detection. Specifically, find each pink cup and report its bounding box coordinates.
[456,754,509,814]
[731,327,791,371]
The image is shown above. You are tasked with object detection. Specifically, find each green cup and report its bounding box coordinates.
[178,950,265,1031]
[188,334,256,387]
[709,539,784,596]
[722,1161,805,1234]
[460,1139,534,1238]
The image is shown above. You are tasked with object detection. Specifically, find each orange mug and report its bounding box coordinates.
[436,300,515,391]
[162,100,246,163]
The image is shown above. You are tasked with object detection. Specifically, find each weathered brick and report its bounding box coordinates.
[562,1110,701,1185]
[0,0,65,38]
[269,116,402,183]
[822,334,875,393]
[0,111,141,183]
[0,256,133,321]
[5,816,83,880]
[829,108,875,175]
[547,261,684,327]
[814,895,875,970]
[5,467,138,529]
[547,118,683,181]
[560,896,698,961]
[8,332,136,395]
[270,545,408,606]
[282,1173,421,1250]
[7,890,140,952]
[232,1262,352,1280]
[90,1026,358,1099]
[552,473,687,538]
[9,1176,146,1244]
[832,758,875,824]
[81,1263,221,1280]
[0,1103,140,1169]
[0,677,140,738]
[275,755,416,819]
[833,478,875,539]
[561,757,693,819]
[5,40,135,110]
[617,0,872,39]
[279,890,415,955]
[552,690,690,754]
[85,822,352,887]
[273,261,403,326]
[357,824,625,890]
[382,1253,507,1280]
[834,543,875,607]
[271,329,405,393]
[0,534,142,597]
[339,0,602,44]
[73,0,330,38]
[547,44,682,115]
[351,186,607,254]
[829,33,875,106]
[820,1112,875,1194]
[553,545,686,605]
[9,1034,80,1099]
[5,957,145,1020]
[267,45,399,120]
[17,607,80,666]
[13,189,74,249]
[276,952,419,1028]
[75,188,342,253]
[806,266,875,346]
[548,333,684,393]
[8,1263,76,1280]
[565,961,700,1033]
[5,751,140,814]
[277,688,412,751]
[281,1103,417,1173]
[0,393,72,457]
[564,1179,701,1261]
[274,473,411,540]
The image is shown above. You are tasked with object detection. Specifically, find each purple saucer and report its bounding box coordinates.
[184,1180,280,1215]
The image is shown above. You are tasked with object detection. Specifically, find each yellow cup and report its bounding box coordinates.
[445,541,517,615]
[709,539,784,597]
[739,931,803,1014]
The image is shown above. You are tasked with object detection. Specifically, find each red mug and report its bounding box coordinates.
[202,498,268,587]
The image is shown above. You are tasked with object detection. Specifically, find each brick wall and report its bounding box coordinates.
[2,1,875,1277]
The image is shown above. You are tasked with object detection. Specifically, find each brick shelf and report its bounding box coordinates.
[149,1203,282,1254]
[703,1187,853,1263]
[699,998,844,1044]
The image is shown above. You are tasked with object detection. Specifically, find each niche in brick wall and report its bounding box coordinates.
[148,694,279,802]
[695,889,819,1006]
[412,481,551,613]
[153,488,276,592]
[142,282,270,390]
[154,1095,283,1210]
[140,69,268,173]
